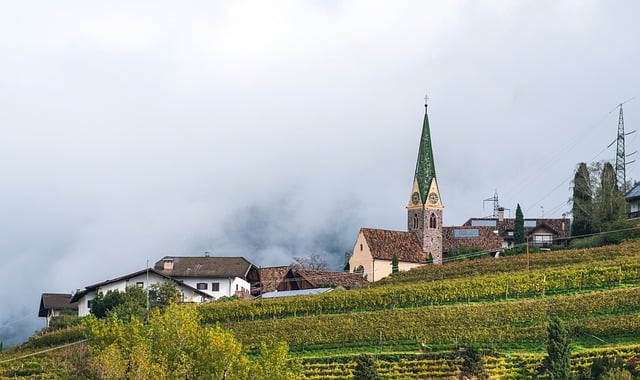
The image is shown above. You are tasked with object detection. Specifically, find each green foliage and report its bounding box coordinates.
[570,220,640,249]
[594,162,627,232]
[457,347,488,380]
[81,303,296,380]
[44,312,82,332]
[90,289,124,318]
[148,281,181,308]
[391,255,399,273]
[249,342,301,380]
[447,246,486,261]
[572,162,594,237]
[500,244,541,256]
[354,353,379,380]
[514,204,525,245]
[541,317,571,380]
[601,368,634,380]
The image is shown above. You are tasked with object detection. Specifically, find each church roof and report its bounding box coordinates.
[414,103,437,203]
[361,228,425,263]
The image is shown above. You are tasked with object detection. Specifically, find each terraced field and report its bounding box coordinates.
[4,240,640,378]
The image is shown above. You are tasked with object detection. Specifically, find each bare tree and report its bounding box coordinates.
[291,253,329,270]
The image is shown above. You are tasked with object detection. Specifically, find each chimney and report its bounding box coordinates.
[498,207,505,222]
[163,258,174,271]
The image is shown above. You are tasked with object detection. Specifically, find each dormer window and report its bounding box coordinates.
[163,258,174,271]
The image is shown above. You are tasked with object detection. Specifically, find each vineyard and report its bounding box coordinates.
[4,240,640,378]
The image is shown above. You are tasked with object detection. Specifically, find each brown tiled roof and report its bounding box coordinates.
[38,293,77,317]
[154,256,256,278]
[295,269,368,289]
[361,228,425,263]
[258,266,291,293]
[442,226,503,253]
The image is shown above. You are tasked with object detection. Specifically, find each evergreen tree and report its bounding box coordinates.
[457,347,488,380]
[541,316,571,380]
[391,255,399,273]
[594,162,626,231]
[354,354,378,380]
[571,162,593,237]
[514,204,525,245]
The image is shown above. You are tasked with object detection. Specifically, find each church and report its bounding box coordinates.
[347,99,444,282]
[346,99,571,282]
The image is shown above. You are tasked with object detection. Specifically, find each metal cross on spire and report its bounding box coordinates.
[424,93,429,106]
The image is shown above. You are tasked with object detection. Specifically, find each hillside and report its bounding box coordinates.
[4,240,640,379]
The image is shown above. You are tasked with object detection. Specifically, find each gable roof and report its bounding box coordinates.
[442,226,503,253]
[38,293,77,317]
[294,269,369,289]
[154,256,257,278]
[70,268,211,303]
[258,266,291,293]
[361,228,425,263]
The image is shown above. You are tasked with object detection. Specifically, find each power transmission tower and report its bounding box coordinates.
[483,190,500,218]
[613,102,637,193]
[615,105,627,191]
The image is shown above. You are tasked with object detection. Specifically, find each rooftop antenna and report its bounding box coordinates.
[204,251,211,257]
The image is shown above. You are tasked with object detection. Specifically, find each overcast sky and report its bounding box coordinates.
[1,0,639,346]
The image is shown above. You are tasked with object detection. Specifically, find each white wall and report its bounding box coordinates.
[173,276,250,299]
[75,273,211,317]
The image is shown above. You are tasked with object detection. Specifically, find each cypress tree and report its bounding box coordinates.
[391,255,399,273]
[514,204,525,245]
[571,162,593,237]
[542,316,571,380]
[594,162,626,230]
[354,354,379,380]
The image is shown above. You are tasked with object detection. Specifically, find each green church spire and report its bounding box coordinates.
[414,99,437,204]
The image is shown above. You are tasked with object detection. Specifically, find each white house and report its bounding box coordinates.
[153,256,259,298]
[71,268,212,317]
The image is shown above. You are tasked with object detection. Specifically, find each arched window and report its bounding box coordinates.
[413,214,419,229]
[430,213,437,229]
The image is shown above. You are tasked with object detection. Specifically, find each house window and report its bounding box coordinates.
[429,213,437,229]
[360,243,363,251]
[211,282,220,292]
[524,220,537,228]
[87,299,93,309]
[196,283,208,290]
[136,282,144,288]
[235,284,239,291]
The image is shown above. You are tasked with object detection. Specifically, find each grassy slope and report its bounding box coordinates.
[4,240,640,379]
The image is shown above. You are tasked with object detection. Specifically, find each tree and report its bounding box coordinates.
[82,303,298,380]
[248,341,300,380]
[514,204,525,245]
[572,162,593,237]
[292,253,329,270]
[457,347,488,380]
[593,162,626,231]
[391,255,399,273]
[601,368,634,380]
[541,316,571,380]
[354,353,378,380]
[148,281,181,308]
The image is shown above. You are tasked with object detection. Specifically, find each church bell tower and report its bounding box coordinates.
[407,97,443,264]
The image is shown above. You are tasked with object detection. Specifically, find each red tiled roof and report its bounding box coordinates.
[295,269,368,289]
[258,266,291,293]
[361,228,425,263]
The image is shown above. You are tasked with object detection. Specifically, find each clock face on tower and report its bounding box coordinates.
[411,192,420,205]
[428,192,439,204]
